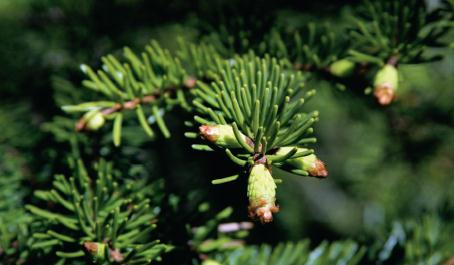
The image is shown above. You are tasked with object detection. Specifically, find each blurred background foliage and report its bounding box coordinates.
[0,0,453,264]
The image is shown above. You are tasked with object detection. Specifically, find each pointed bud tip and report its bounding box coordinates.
[374,84,395,106]
[184,77,197,88]
[309,159,328,178]
[109,248,123,262]
[199,125,219,142]
[248,200,279,223]
[261,210,273,223]
[84,241,106,261]
[84,242,98,253]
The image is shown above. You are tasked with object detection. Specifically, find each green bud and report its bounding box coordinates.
[84,242,106,262]
[247,164,278,223]
[374,64,398,88]
[329,59,356,78]
[83,110,105,131]
[276,147,328,178]
[199,124,250,148]
[373,64,398,105]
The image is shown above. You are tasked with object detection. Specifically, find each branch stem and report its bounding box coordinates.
[75,78,197,131]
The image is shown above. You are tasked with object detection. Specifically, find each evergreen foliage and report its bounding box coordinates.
[0,150,32,264]
[0,0,453,264]
[191,56,318,169]
[205,240,365,265]
[27,159,170,264]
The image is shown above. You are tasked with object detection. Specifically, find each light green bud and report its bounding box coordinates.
[83,110,105,131]
[276,147,328,177]
[84,242,106,262]
[329,59,356,77]
[374,64,398,89]
[247,164,278,223]
[373,64,398,105]
[199,124,249,148]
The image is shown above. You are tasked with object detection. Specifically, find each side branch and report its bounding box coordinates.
[75,77,197,131]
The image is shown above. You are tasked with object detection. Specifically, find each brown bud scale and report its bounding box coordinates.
[308,158,328,178]
[374,83,395,105]
[248,198,279,223]
[84,242,98,253]
[109,248,124,262]
[199,125,220,142]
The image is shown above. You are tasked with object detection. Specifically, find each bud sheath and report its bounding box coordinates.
[84,242,106,262]
[329,59,355,78]
[247,164,279,223]
[373,64,398,105]
[199,124,250,148]
[83,110,105,131]
[276,147,328,178]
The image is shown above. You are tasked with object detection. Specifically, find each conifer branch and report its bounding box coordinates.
[74,78,197,132]
[26,159,171,264]
[202,240,366,265]
[191,56,327,222]
[64,40,222,142]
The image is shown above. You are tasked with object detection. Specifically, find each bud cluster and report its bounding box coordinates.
[198,124,329,223]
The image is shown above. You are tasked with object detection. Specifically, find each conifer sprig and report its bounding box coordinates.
[263,24,350,72]
[349,0,452,65]
[26,159,171,265]
[203,240,365,265]
[192,56,320,170]
[193,56,318,160]
[375,215,454,264]
[0,150,32,263]
[63,40,222,144]
[190,56,326,222]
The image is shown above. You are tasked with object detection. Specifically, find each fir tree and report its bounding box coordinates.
[0,0,453,264]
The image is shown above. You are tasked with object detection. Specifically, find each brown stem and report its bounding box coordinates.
[253,153,267,164]
[75,77,197,132]
[387,55,399,66]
